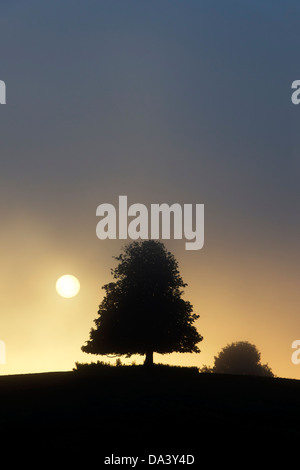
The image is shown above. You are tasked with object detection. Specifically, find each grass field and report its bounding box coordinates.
[0,365,299,463]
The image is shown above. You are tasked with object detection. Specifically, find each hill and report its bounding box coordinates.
[0,366,299,463]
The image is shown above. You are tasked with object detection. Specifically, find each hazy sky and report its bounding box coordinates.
[0,1,299,378]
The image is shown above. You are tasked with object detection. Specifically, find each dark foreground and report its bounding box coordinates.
[0,366,299,463]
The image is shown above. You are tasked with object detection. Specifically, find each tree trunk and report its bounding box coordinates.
[144,351,154,367]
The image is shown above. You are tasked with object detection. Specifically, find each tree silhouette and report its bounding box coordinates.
[82,240,203,365]
[203,341,274,377]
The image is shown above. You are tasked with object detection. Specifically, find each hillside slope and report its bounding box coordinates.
[0,367,299,462]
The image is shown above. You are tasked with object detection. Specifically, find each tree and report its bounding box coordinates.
[205,341,274,377]
[82,240,203,366]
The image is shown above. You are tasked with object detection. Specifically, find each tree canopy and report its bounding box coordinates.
[202,341,274,377]
[82,240,203,365]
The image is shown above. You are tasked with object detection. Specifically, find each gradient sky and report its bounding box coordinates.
[0,1,299,378]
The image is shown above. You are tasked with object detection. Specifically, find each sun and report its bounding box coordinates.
[56,274,80,298]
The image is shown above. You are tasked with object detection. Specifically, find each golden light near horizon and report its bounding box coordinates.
[56,274,80,298]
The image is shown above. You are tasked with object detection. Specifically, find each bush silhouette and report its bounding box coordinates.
[202,341,274,377]
[82,240,203,366]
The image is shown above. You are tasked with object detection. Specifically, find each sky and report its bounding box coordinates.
[0,0,299,378]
